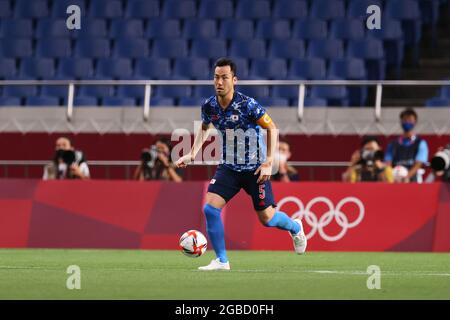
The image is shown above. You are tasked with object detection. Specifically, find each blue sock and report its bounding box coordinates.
[265,211,300,235]
[203,204,228,263]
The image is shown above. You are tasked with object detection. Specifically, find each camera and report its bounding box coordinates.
[141,145,158,169]
[430,145,450,173]
[358,149,384,168]
[54,149,76,165]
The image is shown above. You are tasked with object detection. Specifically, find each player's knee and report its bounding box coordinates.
[203,203,220,217]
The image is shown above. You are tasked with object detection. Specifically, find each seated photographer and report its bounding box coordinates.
[43,137,90,180]
[133,137,183,182]
[342,136,393,183]
[425,144,450,183]
[272,140,299,182]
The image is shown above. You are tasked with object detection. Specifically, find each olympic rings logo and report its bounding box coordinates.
[278,196,365,242]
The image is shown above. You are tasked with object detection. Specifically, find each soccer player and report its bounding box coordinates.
[175,58,307,271]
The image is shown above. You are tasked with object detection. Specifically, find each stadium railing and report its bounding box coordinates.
[1,79,450,122]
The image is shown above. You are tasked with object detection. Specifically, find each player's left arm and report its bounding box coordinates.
[255,112,277,184]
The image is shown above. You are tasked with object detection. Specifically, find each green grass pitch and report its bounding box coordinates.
[0,249,449,299]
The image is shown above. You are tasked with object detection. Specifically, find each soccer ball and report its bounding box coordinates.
[179,230,207,258]
[393,165,409,182]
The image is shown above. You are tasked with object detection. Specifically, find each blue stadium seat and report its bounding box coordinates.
[236,0,271,19]
[272,86,299,99]
[96,58,133,79]
[0,59,16,79]
[152,39,188,58]
[0,97,21,106]
[41,86,70,98]
[229,40,266,59]
[347,0,383,19]
[0,39,33,58]
[232,57,250,79]
[257,97,290,107]
[0,19,33,38]
[330,19,365,40]
[250,58,287,80]
[198,0,233,19]
[156,86,192,99]
[20,58,56,79]
[134,58,171,80]
[310,0,345,20]
[117,86,145,99]
[14,0,49,18]
[183,19,218,39]
[145,19,181,38]
[71,96,99,106]
[292,19,327,40]
[255,19,291,39]
[219,19,254,40]
[36,39,72,58]
[190,39,227,60]
[309,86,349,106]
[173,58,210,80]
[36,19,71,38]
[328,59,367,80]
[150,97,175,107]
[269,39,305,59]
[71,19,108,38]
[419,0,440,27]
[52,0,87,18]
[425,97,450,107]
[303,97,328,107]
[26,96,60,106]
[110,19,144,38]
[273,0,308,19]
[102,97,137,107]
[113,38,149,58]
[346,39,386,80]
[306,39,344,60]
[237,86,270,98]
[385,0,422,46]
[368,19,403,41]
[0,0,12,18]
[440,86,450,98]
[58,58,94,79]
[78,86,115,98]
[125,0,160,18]
[162,0,196,19]
[194,86,215,98]
[3,85,38,97]
[75,38,111,58]
[178,97,206,107]
[288,58,327,80]
[90,0,123,18]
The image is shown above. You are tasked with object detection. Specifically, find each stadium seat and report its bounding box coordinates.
[178,97,206,107]
[134,58,171,80]
[198,0,233,19]
[20,58,56,79]
[36,19,71,38]
[440,86,450,98]
[236,0,271,19]
[346,39,386,80]
[0,97,21,106]
[90,0,123,18]
[41,86,70,98]
[2,85,38,98]
[156,86,192,99]
[162,0,197,18]
[113,38,149,58]
[250,58,287,80]
[102,97,137,107]
[36,39,72,58]
[255,19,291,39]
[232,57,250,79]
[190,39,227,60]
[306,39,344,60]
[229,40,266,59]
[0,19,33,38]
[309,86,349,106]
[152,39,188,58]
[303,97,328,107]
[71,19,108,38]
[219,19,254,40]
[75,38,111,58]
[330,19,365,41]
[150,97,175,107]
[52,0,87,18]
[272,86,299,99]
[183,19,218,39]
[273,0,308,19]
[268,39,305,59]
[425,97,450,107]
[288,58,327,79]
[110,19,144,38]
[257,97,290,107]
[125,0,160,18]
[26,96,60,106]
[14,0,49,18]
[236,86,270,98]
[328,59,367,80]
[347,0,383,19]
[96,58,133,79]
[0,0,12,18]
[194,86,215,98]
[145,19,181,39]
[71,96,99,106]
[292,19,328,40]
[0,39,32,58]
[77,85,115,98]
[0,59,16,79]
[385,0,422,47]
[173,58,210,80]
[58,58,94,79]
[117,86,146,99]
[310,0,345,20]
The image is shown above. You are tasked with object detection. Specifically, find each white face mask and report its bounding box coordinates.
[277,152,288,163]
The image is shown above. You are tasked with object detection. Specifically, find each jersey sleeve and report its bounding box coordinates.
[247,98,266,122]
[201,102,211,125]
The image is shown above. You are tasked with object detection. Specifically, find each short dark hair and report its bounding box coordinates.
[400,108,418,121]
[214,57,237,76]
[361,135,379,148]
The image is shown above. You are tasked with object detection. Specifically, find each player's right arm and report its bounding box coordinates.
[175,122,212,168]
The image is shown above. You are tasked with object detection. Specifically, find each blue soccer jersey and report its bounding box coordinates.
[201,91,267,172]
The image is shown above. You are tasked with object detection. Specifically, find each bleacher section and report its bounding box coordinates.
[0,0,447,107]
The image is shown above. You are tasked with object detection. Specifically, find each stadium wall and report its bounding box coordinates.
[0,180,449,252]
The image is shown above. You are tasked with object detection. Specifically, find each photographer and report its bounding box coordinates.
[425,144,450,182]
[43,137,90,180]
[342,136,393,182]
[272,140,300,182]
[133,137,183,182]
